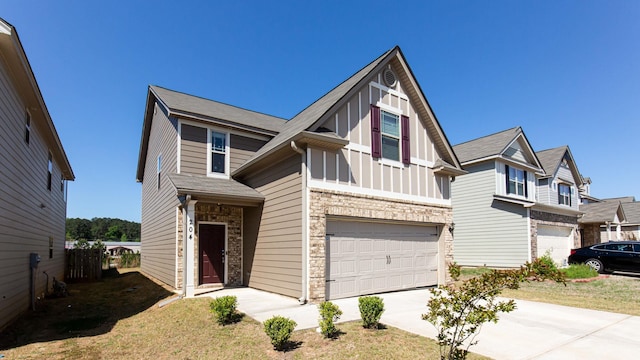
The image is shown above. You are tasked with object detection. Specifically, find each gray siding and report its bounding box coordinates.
[0,58,67,330]
[242,155,303,298]
[180,124,207,175]
[179,123,268,176]
[140,102,180,288]
[452,162,530,267]
[230,134,267,173]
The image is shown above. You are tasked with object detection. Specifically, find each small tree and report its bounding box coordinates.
[423,261,565,360]
[358,296,385,329]
[264,316,297,351]
[318,301,342,338]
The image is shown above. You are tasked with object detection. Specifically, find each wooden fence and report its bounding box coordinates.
[65,248,103,281]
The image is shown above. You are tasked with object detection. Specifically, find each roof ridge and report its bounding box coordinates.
[453,126,521,147]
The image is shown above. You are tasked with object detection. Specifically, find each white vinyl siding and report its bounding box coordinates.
[452,162,530,267]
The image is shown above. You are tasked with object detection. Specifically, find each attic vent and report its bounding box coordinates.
[383,68,397,88]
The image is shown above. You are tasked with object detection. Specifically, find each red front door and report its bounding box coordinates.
[199,224,225,284]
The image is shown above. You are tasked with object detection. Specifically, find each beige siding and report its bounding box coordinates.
[452,162,530,267]
[180,124,206,175]
[242,155,303,298]
[140,102,180,288]
[307,68,450,203]
[0,58,68,330]
[230,134,267,173]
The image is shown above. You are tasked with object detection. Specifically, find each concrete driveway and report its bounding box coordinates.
[205,287,640,360]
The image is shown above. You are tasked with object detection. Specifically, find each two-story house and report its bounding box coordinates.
[451,127,582,268]
[0,18,74,330]
[136,46,465,302]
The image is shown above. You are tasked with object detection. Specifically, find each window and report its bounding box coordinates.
[210,131,227,174]
[49,236,54,259]
[47,152,53,191]
[157,154,162,189]
[558,184,571,206]
[25,112,31,144]
[506,165,527,197]
[381,111,400,161]
[370,105,410,164]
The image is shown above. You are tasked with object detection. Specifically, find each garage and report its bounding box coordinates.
[536,225,572,267]
[325,220,439,300]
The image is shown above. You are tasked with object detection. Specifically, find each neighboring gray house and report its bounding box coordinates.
[451,128,582,268]
[0,18,74,330]
[136,46,464,302]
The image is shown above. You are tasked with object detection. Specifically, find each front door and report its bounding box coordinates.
[199,224,225,284]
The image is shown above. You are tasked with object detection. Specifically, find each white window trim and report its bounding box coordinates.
[375,102,406,167]
[508,166,526,197]
[207,128,230,178]
[558,183,571,206]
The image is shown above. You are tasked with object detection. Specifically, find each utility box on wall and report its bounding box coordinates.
[30,253,40,269]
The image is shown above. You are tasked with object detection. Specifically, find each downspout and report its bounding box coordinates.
[291,141,308,304]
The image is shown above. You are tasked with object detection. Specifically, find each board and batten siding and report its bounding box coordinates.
[179,122,268,175]
[242,155,303,298]
[0,58,68,330]
[308,69,449,204]
[140,102,180,288]
[452,162,530,267]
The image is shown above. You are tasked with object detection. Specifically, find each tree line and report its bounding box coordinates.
[66,217,141,242]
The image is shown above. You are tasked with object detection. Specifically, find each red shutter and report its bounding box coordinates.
[401,115,410,165]
[371,105,381,158]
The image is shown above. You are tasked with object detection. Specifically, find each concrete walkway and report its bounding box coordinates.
[204,288,640,360]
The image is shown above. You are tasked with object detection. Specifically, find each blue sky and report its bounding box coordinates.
[3,1,639,222]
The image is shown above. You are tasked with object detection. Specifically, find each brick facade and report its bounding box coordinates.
[176,203,243,290]
[529,210,580,260]
[308,189,454,302]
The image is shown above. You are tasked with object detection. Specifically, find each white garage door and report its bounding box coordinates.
[537,225,572,267]
[325,220,439,300]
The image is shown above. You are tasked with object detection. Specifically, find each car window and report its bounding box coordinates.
[634,244,640,253]
[604,244,632,251]
[593,245,606,250]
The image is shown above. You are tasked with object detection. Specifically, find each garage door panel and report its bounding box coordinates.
[326,220,439,300]
[537,226,572,267]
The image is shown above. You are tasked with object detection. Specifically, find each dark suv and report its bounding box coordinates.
[568,241,640,274]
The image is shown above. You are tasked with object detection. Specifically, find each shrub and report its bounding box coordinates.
[210,295,238,325]
[530,252,559,278]
[423,262,565,360]
[318,301,342,338]
[358,296,385,329]
[264,316,297,350]
[562,263,599,279]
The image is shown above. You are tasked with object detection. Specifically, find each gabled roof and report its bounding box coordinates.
[603,196,636,203]
[535,145,583,186]
[621,202,640,225]
[579,201,626,224]
[452,126,542,170]
[0,18,74,180]
[233,46,463,177]
[136,86,287,182]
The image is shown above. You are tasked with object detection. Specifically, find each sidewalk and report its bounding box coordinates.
[205,287,640,360]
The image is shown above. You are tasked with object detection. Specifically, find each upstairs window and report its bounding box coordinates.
[558,184,571,206]
[505,165,527,197]
[157,154,162,190]
[25,112,31,144]
[370,105,410,164]
[47,152,53,191]
[209,130,228,175]
[381,111,400,161]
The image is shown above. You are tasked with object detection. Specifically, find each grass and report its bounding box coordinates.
[461,266,640,316]
[0,268,488,359]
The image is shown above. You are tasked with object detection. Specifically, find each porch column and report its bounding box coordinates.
[185,200,198,297]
